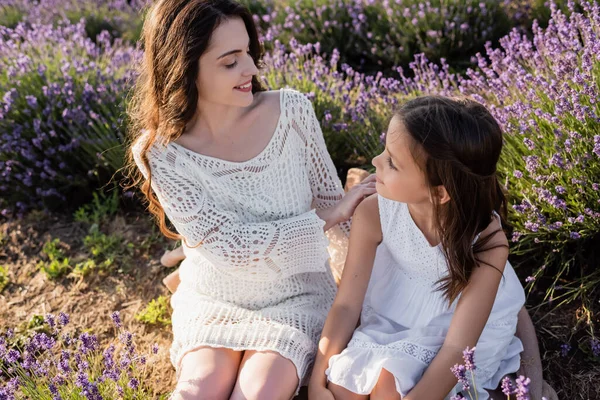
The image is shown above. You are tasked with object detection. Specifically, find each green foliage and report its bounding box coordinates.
[82,224,133,274]
[0,5,24,28]
[37,239,71,279]
[135,295,171,327]
[74,189,120,225]
[0,265,9,292]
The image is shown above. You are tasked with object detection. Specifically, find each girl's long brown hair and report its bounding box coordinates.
[396,96,509,304]
[124,0,265,241]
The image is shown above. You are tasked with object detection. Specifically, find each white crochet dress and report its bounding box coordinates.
[326,195,525,399]
[132,89,349,389]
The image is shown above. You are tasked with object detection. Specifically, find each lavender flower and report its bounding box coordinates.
[462,346,476,371]
[515,375,531,400]
[111,311,122,329]
[78,333,98,355]
[590,338,600,357]
[450,364,470,391]
[501,376,514,396]
[58,312,69,327]
[560,343,571,357]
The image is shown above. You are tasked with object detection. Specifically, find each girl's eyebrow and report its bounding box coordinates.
[386,146,399,161]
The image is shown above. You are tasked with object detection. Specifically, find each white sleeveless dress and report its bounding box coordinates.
[326,195,525,399]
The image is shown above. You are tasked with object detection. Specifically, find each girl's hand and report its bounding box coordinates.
[308,384,336,400]
[334,174,377,222]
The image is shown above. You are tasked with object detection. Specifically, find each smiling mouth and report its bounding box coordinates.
[234,81,252,90]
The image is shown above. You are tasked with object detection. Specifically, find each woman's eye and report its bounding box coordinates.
[225,61,238,69]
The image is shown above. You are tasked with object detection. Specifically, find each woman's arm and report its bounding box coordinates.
[297,90,376,281]
[309,195,382,392]
[404,221,510,400]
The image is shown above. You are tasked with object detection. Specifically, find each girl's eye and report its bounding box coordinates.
[387,157,397,170]
[225,61,238,69]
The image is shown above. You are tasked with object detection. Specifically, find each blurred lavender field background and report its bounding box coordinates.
[1,0,599,398]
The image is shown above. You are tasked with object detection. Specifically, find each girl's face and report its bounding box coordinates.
[196,17,259,108]
[372,116,432,204]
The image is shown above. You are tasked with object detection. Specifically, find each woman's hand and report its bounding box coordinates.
[335,174,377,222]
[316,174,376,231]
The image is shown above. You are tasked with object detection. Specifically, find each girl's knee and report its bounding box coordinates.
[328,382,368,400]
[370,369,401,400]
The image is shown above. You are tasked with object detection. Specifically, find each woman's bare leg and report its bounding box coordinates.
[230,350,299,400]
[171,347,242,400]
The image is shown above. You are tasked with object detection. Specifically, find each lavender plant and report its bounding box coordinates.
[450,346,541,400]
[0,311,161,399]
[261,0,512,75]
[261,40,404,168]
[455,0,600,310]
[0,0,150,42]
[0,21,141,216]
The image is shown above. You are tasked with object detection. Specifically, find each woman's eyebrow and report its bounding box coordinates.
[217,41,251,59]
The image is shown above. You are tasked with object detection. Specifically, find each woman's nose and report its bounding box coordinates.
[243,54,259,76]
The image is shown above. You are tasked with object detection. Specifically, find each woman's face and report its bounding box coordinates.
[196,17,259,108]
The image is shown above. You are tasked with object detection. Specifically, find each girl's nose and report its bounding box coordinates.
[372,153,382,169]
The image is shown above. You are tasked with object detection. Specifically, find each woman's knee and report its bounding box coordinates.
[370,369,401,400]
[231,351,298,400]
[171,347,242,400]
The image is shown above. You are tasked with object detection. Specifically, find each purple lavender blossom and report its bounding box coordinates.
[462,346,476,371]
[501,376,514,396]
[111,311,122,329]
[560,343,571,357]
[590,338,600,357]
[58,312,69,327]
[450,364,470,391]
[78,333,98,355]
[515,375,531,400]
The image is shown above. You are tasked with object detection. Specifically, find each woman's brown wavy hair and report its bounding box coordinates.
[395,96,509,304]
[124,0,265,241]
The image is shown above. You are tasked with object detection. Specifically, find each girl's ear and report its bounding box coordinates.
[432,185,451,205]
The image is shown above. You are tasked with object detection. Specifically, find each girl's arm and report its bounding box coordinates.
[309,195,382,392]
[404,220,510,400]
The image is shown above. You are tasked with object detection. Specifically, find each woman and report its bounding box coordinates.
[127,0,375,398]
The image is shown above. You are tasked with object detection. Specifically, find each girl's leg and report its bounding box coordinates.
[514,306,543,400]
[171,347,242,400]
[229,350,298,400]
[328,382,368,400]
[370,369,401,400]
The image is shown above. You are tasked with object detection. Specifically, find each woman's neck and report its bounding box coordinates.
[187,98,250,141]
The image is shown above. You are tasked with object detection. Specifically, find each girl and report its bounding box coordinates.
[309,96,529,400]
[126,0,376,398]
